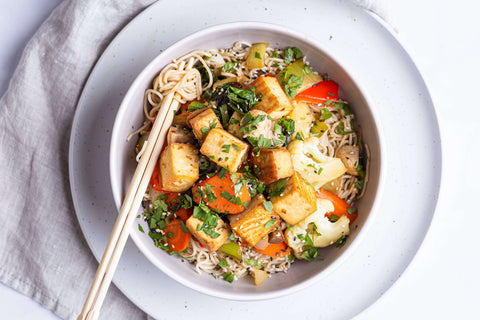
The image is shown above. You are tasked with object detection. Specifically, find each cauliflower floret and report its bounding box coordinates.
[287,137,347,189]
[285,199,350,259]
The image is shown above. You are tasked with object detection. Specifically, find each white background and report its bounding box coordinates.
[0,0,478,319]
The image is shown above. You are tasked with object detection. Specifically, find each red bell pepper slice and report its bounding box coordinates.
[295,80,339,103]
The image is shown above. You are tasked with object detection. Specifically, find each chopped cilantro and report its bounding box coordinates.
[271,50,279,58]
[226,86,261,115]
[308,222,321,236]
[284,47,303,64]
[347,207,357,214]
[222,272,234,283]
[319,108,333,120]
[193,204,221,239]
[262,201,273,212]
[254,51,261,59]
[222,61,236,72]
[221,144,231,153]
[220,191,242,206]
[245,259,264,268]
[218,258,228,268]
[336,122,355,135]
[335,234,348,248]
[179,220,189,233]
[269,178,288,198]
[200,120,218,136]
[229,117,240,125]
[325,100,352,115]
[188,101,207,112]
[204,183,217,203]
[303,64,312,74]
[280,71,303,98]
[355,179,365,190]
[218,167,228,179]
[264,219,277,229]
[295,131,304,141]
[228,232,237,241]
[330,214,340,222]
[356,163,366,179]
[138,224,144,233]
[300,247,318,261]
[274,117,295,145]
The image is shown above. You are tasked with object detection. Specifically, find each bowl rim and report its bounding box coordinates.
[109,21,387,301]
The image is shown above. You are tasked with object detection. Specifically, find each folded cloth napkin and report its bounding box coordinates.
[0,1,390,319]
[0,0,155,319]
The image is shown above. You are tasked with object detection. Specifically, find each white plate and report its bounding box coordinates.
[69,1,441,319]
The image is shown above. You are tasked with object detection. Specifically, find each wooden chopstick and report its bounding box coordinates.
[78,58,195,320]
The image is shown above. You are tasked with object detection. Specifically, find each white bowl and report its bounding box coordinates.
[110,22,385,301]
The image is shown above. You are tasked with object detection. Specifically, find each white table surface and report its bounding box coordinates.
[1,0,478,319]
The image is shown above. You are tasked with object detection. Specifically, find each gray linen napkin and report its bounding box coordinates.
[0,0,390,319]
[0,0,154,319]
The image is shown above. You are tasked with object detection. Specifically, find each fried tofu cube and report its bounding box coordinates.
[185,215,229,251]
[270,172,317,225]
[230,194,280,247]
[187,108,222,141]
[252,147,294,184]
[200,128,249,172]
[159,143,199,192]
[247,76,293,120]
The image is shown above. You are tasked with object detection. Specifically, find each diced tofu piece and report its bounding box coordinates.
[270,172,317,225]
[247,76,293,120]
[287,101,315,138]
[159,143,199,192]
[187,108,222,141]
[200,128,249,172]
[230,194,280,247]
[252,147,294,184]
[253,269,269,286]
[185,215,229,251]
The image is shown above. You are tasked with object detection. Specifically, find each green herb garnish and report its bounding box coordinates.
[269,178,288,198]
[188,101,207,112]
[319,108,333,120]
[264,219,277,229]
[222,272,235,283]
[218,258,228,268]
[222,61,236,72]
[245,259,264,268]
[262,201,273,212]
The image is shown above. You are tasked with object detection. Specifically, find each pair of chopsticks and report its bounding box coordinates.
[78,58,195,320]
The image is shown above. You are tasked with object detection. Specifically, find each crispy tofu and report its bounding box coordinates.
[252,147,294,184]
[230,194,280,247]
[270,172,317,225]
[247,76,293,120]
[185,215,229,251]
[200,128,249,172]
[187,108,222,141]
[159,143,199,192]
